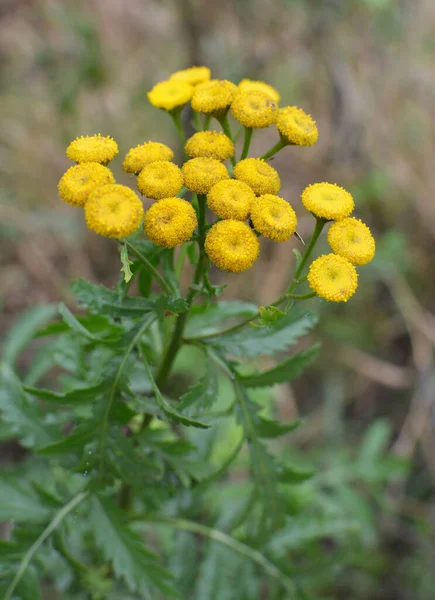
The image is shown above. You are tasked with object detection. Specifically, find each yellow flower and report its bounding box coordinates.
[250,194,297,242]
[205,220,260,272]
[147,80,194,111]
[123,142,174,174]
[58,163,115,207]
[144,197,197,248]
[191,80,237,116]
[85,184,144,239]
[301,182,354,221]
[308,254,358,302]
[182,157,229,194]
[275,106,318,146]
[238,79,280,103]
[66,134,119,164]
[185,131,235,161]
[207,180,255,221]
[233,158,280,196]
[170,66,211,86]
[327,217,375,265]
[137,161,184,200]
[231,90,277,129]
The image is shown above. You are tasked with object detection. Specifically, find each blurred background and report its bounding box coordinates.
[1,0,435,598]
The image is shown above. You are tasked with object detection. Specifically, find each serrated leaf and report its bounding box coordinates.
[2,304,57,367]
[178,355,218,416]
[71,279,155,318]
[24,379,110,405]
[105,429,161,484]
[89,495,176,598]
[185,301,258,338]
[37,419,98,455]
[143,359,209,429]
[0,363,55,448]
[211,310,318,358]
[0,479,51,522]
[120,244,134,283]
[58,303,123,344]
[255,417,302,439]
[237,345,320,388]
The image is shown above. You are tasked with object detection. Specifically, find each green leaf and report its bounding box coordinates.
[143,359,210,429]
[185,301,258,338]
[0,363,55,448]
[89,495,176,598]
[71,279,155,318]
[358,419,392,463]
[24,379,110,405]
[237,345,321,387]
[211,310,318,358]
[252,305,285,328]
[120,244,134,283]
[254,417,302,439]
[0,479,51,522]
[3,304,57,367]
[105,429,161,484]
[178,355,219,416]
[58,303,122,344]
[37,419,98,455]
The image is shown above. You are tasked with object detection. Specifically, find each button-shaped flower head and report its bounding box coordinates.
[250,194,297,242]
[182,157,229,194]
[85,184,144,239]
[327,217,375,265]
[123,142,174,174]
[302,182,354,221]
[233,158,280,196]
[58,163,115,207]
[205,220,260,272]
[185,131,235,161]
[170,66,211,87]
[238,79,280,103]
[137,161,184,200]
[191,80,237,117]
[275,106,318,147]
[66,134,119,164]
[308,254,358,302]
[231,90,277,129]
[144,197,197,248]
[147,80,194,111]
[207,180,256,221]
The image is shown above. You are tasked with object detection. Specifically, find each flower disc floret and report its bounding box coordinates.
[66,134,118,164]
[308,254,358,302]
[137,161,183,200]
[85,184,144,239]
[207,180,255,221]
[327,217,375,265]
[205,220,260,273]
[182,157,229,194]
[302,182,354,221]
[250,194,297,242]
[233,158,280,196]
[276,106,318,146]
[144,197,197,248]
[58,163,115,207]
[147,80,194,111]
[123,142,174,174]
[191,80,237,116]
[238,79,280,103]
[185,131,235,161]
[170,66,211,86]
[231,90,277,129]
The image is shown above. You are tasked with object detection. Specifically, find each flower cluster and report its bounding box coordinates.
[57,65,375,302]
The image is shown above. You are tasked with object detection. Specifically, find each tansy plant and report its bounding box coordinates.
[1,66,376,600]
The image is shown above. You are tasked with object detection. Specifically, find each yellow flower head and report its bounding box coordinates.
[58,163,115,207]
[308,254,358,302]
[302,182,354,221]
[205,220,260,273]
[147,80,194,111]
[185,131,235,161]
[207,180,255,221]
[137,161,184,200]
[170,66,211,86]
[144,197,197,248]
[191,80,237,117]
[85,184,144,239]
[238,79,280,103]
[231,90,277,129]
[66,134,119,164]
[182,157,229,194]
[123,142,174,174]
[250,194,297,242]
[233,158,280,196]
[275,106,318,147]
[327,217,375,266]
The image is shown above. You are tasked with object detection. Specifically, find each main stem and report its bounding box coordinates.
[155,194,207,386]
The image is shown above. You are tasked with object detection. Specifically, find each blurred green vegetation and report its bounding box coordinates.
[1,0,435,598]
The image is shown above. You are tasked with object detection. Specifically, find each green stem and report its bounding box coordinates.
[170,110,188,157]
[260,139,285,161]
[204,115,212,131]
[155,195,208,386]
[218,114,236,166]
[176,185,188,197]
[290,218,326,287]
[138,517,297,596]
[4,491,89,600]
[288,291,317,300]
[193,110,202,131]
[125,239,173,295]
[240,127,253,161]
